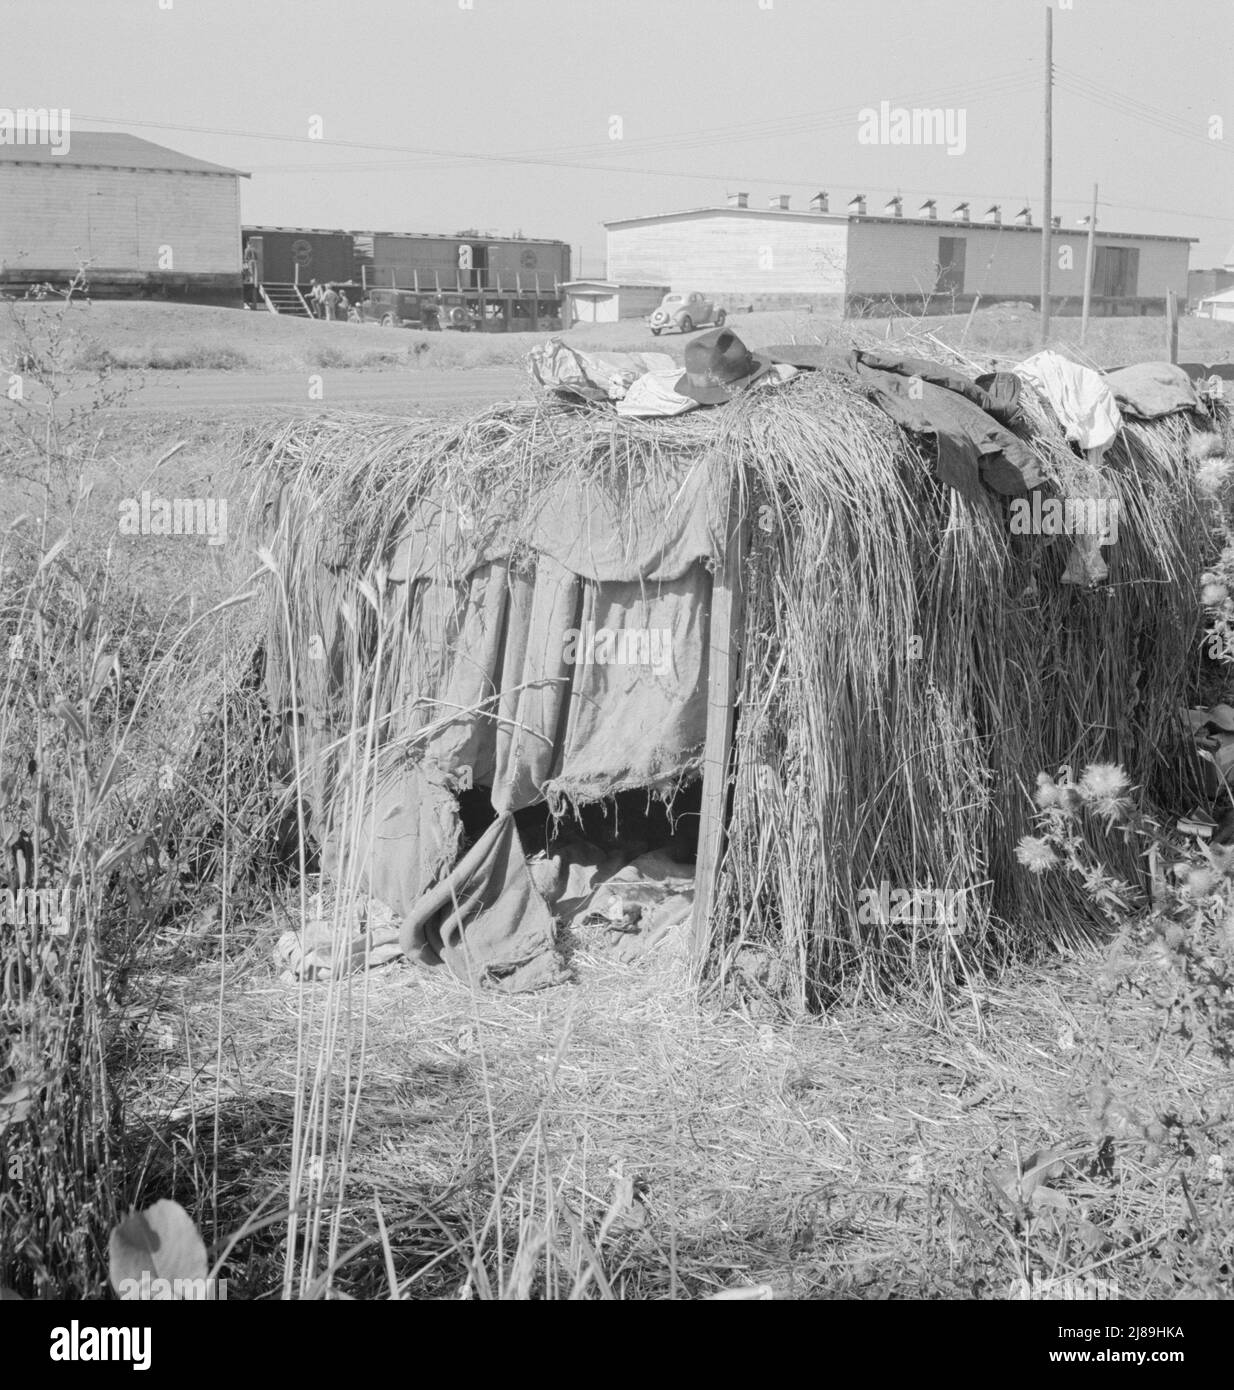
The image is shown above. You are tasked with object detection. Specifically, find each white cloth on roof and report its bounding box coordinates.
[1016,350,1122,453]
[614,368,701,418]
[528,338,676,402]
[616,360,796,418]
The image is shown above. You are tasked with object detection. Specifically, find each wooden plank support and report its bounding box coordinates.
[690,467,749,978]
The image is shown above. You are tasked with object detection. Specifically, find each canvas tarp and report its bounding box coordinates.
[302,455,724,988]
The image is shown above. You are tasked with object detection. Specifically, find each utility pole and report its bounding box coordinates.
[1080,184,1097,346]
[1039,5,1054,345]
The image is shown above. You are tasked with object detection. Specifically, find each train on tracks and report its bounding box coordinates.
[241,225,571,331]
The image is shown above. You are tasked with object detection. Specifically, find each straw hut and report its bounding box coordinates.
[249,354,1220,1009]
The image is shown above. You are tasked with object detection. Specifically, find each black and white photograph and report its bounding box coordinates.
[0,0,1230,1353]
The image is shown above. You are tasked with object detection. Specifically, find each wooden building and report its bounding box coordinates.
[605,193,1194,318]
[0,132,248,304]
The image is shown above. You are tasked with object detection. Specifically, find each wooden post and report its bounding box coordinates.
[1167,289,1179,363]
[1039,5,1054,345]
[961,292,982,344]
[690,470,748,977]
[1080,183,1097,346]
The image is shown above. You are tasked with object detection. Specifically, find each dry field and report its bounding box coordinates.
[4,298,1234,378]
[1,295,1232,1304]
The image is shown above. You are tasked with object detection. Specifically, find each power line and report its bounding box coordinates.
[72,72,1043,177]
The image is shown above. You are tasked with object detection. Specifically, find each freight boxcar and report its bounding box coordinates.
[365,232,570,330]
[243,226,357,286]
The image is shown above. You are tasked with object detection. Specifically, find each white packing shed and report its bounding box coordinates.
[1198,288,1234,323]
[562,280,667,325]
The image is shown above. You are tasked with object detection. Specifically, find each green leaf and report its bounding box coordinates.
[108,1199,208,1298]
[88,650,119,705]
[51,700,86,742]
[0,1082,35,1131]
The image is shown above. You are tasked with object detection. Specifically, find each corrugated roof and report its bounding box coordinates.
[0,132,248,177]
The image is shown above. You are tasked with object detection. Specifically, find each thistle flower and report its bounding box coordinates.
[1202,582,1229,607]
[1077,763,1131,823]
[1034,771,1060,809]
[1195,456,1232,496]
[1015,836,1059,873]
[1180,866,1220,898]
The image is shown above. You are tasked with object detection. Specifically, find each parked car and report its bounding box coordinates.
[358,288,441,330]
[435,301,476,332]
[648,291,726,336]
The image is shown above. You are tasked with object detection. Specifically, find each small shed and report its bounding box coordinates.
[1198,288,1234,323]
[562,281,667,325]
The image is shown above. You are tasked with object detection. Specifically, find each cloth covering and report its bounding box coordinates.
[296,455,726,992]
[527,338,676,401]
[613,361,797,418]
[1015,352,1125,588]
[615,367,702,418]
[1104,362,1202,420]
[532,842,695,962]
[850,354,1045,501]
[854,348,1024,428]
[1016,350,1122,451]
[389,456,725,585]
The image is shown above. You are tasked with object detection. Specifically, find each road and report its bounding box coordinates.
[13,367,531,418]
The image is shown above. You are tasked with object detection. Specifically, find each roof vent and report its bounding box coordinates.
[984,204,1002,225]
[1015,205,1032,227]
[952,202,970,223]
[848,193,867,217]
[768,193,790,210]
[919,199,937,221]
[809,191,829,213]
[1051,214,1062,230]
[727,191,749,209]
[884,195,903,218]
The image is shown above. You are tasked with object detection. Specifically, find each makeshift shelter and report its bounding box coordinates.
[250,348,1223,1008]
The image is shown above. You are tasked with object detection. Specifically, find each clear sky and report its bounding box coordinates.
[4,0,1231,274]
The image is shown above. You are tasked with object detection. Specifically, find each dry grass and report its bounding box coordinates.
[7,299,1234,377]
[118,911,1231,1300]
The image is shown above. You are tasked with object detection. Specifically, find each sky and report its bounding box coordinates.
[3,0,1232,275]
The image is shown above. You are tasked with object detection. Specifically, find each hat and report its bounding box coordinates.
[676,328,772,404]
